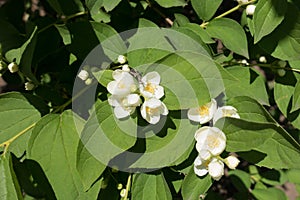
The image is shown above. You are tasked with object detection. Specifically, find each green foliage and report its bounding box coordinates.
[0,0,299,199]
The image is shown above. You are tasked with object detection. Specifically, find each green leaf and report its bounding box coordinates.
[252,188,288,200]
[224,66,269,105]
[286,169,300,184]
[27,110,100,199]
[274,82,294,116]
[153,0,187,8]
[132,173,172,200]
[5,27,39,84]
[0,92,40,157]
[253,0,287,43]
[0,153,23,200]
[191,0,222,21]
[47,0,84,15]
[227,96,275,124]
[206,18,249,58]
[216,118,300,169]
[103,0,122,11]
[228,169,252,191]
[292,80,300,112]
[259,4,300,61]
[79,100,136,170]
[183,23,215,44]
[93,69,113,87]
[55,25,72,45]
[86,0,111,22]
[129,111,197,168]
[173,13,190,27]
[181,168,213,200]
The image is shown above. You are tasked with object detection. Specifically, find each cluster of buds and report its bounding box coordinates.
[77,65,94,85]
[107,55,168,124]
[188,99,240,180]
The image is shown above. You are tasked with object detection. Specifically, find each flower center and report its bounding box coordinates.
[206,135,220,149]
[198,105,209,116]
[146,106,159,115]
[117,81,126,89]
[144,83,155,94]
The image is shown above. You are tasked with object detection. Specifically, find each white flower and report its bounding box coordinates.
[107,70,137,96]
[8,62,19,73]
[140,71,164,99]
[194,126,226,160]
[213,106,240,124]
[193,156,224,181]
[208,158,224,181]
[25,82,35,91]
[141,98,168,124]
[78,69,89,81]
[246,5,256,15]
[259,56,267,63]
[224,155,240,169]
[117,55,127,64]
[188,99,217,124]
[108,94,141,119]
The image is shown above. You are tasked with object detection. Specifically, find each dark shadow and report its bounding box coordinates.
[238,150,267,164]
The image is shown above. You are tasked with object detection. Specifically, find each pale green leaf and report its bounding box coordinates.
[0,153,23,200]
[191,0,222,21]
[93,69,113,87]
[206,18,249,58]
[132,173,172,200]
[0,92,40,157]
[274,82,294,116]
[253,0,287,43]
[153,0,186,8]
[55,25,72,45]
[173,13,190,27]
[27,110,100,199]
[183,23,215,44]
[103,0,122,11]
[181,168,213,200]
[292,80,300,112]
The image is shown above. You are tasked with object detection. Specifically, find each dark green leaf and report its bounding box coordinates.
[153,0,187,8]
[183,23,215,44]
[253,0,287,43]
[47,0,84,15]
[0,19,23,53]
[132,173,172,200]
[206,18,249,58]
[181,167,213,200]
[191,0,222,21]
[292,80,300,112]
[0,153,23,200]
[173,13,190,27]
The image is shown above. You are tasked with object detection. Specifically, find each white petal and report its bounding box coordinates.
[142,71,160,85]
[224,155,240,169]
[194,156,208,177]
[107,81,118,94]
[127,94,140,106]
[194,126,210,142]
[208,158,224,181]
[114,107,130,119]
[160,102,169,116]
[149,114,160,124]
[145,98,161,108]
[78,70,89,81]
[187,99,217,124]
[140,103,148,121]
[154,85,164,99]
[213,106,240,124]
[117,55,127,64]
[112,69,124,80]
[198,149,211,161]
[108,95,121,107]
[187,108,201,122]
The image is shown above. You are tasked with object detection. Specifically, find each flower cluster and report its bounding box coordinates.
[188,99,240,180]
[106,55,168,124]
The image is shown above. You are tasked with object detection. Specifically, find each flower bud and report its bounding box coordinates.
[122,64,130,72]
[117,183,123,190]
[277,60,287,68]
[277,69,286,77]
[25,82,35,91]
[259,56,267,63]
[8,62,19,73]
[78,69,89,81]
[85,78,93,85]
[120,189,126,197]
[246,5,256,15]
[117,55,127,64]
[224,155,240,169]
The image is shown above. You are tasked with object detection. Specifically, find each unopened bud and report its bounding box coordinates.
[8,62,19,73]
[122,64,130,72]
[78,69,89,81]
[224,155,240,169]
[25,82,35,91]
[246,5,256,15]
[120,189,126,197]
[117,55,127,64]
[117,183,123,190]
[259,56,267,63]
[85,78,93,85]
[277,60,287,68]
[277,69,286,77]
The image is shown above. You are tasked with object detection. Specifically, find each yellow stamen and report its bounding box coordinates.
[144,83,155,94]
[198,105,209,116]
[206,135,220,149]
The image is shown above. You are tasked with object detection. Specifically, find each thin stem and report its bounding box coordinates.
[146,0,173,26]
[1,123,36,156]
[52,80,96,113]
[200,0,257,28]
[250,63,300,74]
[122,174,132,200]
